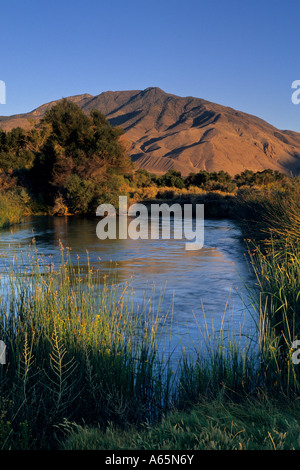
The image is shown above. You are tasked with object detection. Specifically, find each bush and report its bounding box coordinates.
[157,170,185,189]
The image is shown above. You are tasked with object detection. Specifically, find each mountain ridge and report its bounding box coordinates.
[1,87,300,176]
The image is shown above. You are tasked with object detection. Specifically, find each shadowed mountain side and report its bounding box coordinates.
[1,87,300,176]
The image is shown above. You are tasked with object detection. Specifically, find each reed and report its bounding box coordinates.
[0,244,267,449]
[235,182,300,396]
[0,247,174,449]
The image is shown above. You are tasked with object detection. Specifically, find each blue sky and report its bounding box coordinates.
[0,0,299,131]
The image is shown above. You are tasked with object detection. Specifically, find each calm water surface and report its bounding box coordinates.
[0,215,258,362]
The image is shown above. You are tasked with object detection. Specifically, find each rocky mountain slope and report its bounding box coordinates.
[1,87,300,176]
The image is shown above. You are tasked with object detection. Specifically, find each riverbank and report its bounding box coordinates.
[0,191,27,229]
[142,189,236,218]
[0,188,47,229]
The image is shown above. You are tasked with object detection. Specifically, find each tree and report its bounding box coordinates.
[133,169,153,188]
[158,169,185,189]
[186,170,211,187]
[234,170,255,187]
[29,99,133,212]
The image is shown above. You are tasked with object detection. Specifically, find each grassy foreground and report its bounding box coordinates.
[62,399,300,450]
[0,246,261,450]
[0,183,300,450]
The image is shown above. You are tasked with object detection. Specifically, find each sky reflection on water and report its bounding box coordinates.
[0,215,258,363]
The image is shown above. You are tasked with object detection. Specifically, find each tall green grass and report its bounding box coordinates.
[0,246,263,449]
[234,182,300,244]
[235,184,300,396]
[0,248,175,449]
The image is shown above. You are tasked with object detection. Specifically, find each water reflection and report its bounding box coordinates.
[0,215,258,362]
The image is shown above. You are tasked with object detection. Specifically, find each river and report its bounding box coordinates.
[0,215,258,363]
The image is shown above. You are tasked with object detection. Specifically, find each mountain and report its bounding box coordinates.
[1,87,300,176]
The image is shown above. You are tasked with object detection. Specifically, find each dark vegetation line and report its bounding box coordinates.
[0,100,300,449]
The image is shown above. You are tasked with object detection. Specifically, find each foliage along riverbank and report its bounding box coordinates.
[0,97,296,225]
[0,168,297,228]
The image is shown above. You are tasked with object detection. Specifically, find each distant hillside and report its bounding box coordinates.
[1,87,300,176]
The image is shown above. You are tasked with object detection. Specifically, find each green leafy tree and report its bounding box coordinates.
[133,169,153,188]
[234,170,255,187]
[29,99,133,212]
[158,169,185,189]
[65,174,95,214]
[186,170,211,187]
